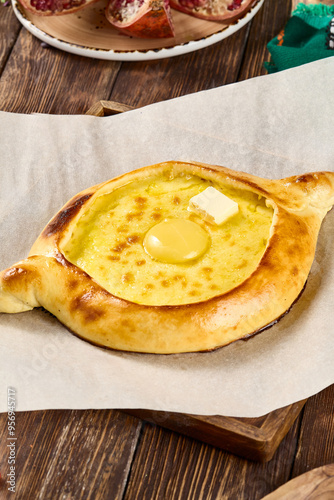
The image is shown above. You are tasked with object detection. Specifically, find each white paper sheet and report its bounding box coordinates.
[1,58,334,417]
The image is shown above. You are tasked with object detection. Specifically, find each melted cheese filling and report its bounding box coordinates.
[62,175,274,305]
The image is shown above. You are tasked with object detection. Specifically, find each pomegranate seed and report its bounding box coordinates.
[228,0,242,11]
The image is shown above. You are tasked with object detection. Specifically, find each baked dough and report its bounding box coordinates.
[0,161,333,353]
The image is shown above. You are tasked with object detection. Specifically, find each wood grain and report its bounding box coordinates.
[262,463,334,499]
[0,0,291,114]
[238,0,291,81]
[0,409,142,499]
[0,6,21,74]
[291,384,334,477]
[108,29,250,108]
[123,410,302,500]
[0,25,121,114]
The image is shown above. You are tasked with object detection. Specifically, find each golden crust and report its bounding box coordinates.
[1,161,334,353]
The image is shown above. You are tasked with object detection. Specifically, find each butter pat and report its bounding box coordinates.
[188,187,239,225]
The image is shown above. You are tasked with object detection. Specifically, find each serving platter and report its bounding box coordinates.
[12,0,265,61]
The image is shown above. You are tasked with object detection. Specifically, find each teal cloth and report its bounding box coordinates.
[265,3,334,73]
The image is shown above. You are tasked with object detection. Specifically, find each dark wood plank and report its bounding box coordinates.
[290,385,334,479]
[109,27,250,108]
[123,409,303,500]
[0,5,21,74]
[0,409,142,499]
[238,0,292,81]
[0,25,121,114]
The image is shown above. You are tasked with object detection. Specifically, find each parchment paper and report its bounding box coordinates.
[1,58,334,417]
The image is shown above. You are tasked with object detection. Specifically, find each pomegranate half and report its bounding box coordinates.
[19,0,99,15]
[169,0,257,22]
[105,0,175,38]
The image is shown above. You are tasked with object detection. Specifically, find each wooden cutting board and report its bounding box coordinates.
[85,100,306,462]
[261,463,334,499]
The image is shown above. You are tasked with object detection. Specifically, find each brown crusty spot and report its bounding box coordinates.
[2,266,32,284]
[112,235,140,253]
[285,243,301,258]
[144,283,154,291]
[202,267,213,274]
[294,218,309,236]
[136,260,146,266]
[189,290,200,296]
[134,197,147,206]
[126,211,144,222]
[70,293,106,323]
[120,319,135,330]
[172,275,187,287]
[173,196,181,205]
[295,174,314,184]
[151,212,162,221]
[127,235,140,245]
[291,266,299,276]
[108,256,121,261]
[43,193,93,238]
[68,279,79,290]
[161,280,170,287]
[121,272,134,284]
[112,242,128,253]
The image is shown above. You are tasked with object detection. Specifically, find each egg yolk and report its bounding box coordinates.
[143,219,210,264]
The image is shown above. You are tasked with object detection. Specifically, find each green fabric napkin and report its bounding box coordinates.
[265,3,334,73]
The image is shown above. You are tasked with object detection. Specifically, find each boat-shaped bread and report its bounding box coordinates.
[0,161,333,353]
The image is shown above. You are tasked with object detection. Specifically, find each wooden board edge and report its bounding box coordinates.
[86,100,135,116]
[123,400,306,462]
[248,399,306,461]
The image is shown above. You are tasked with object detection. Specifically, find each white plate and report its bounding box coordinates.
[12,0,265,61]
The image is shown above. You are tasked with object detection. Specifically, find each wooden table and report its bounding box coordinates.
[1,0,333,498]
